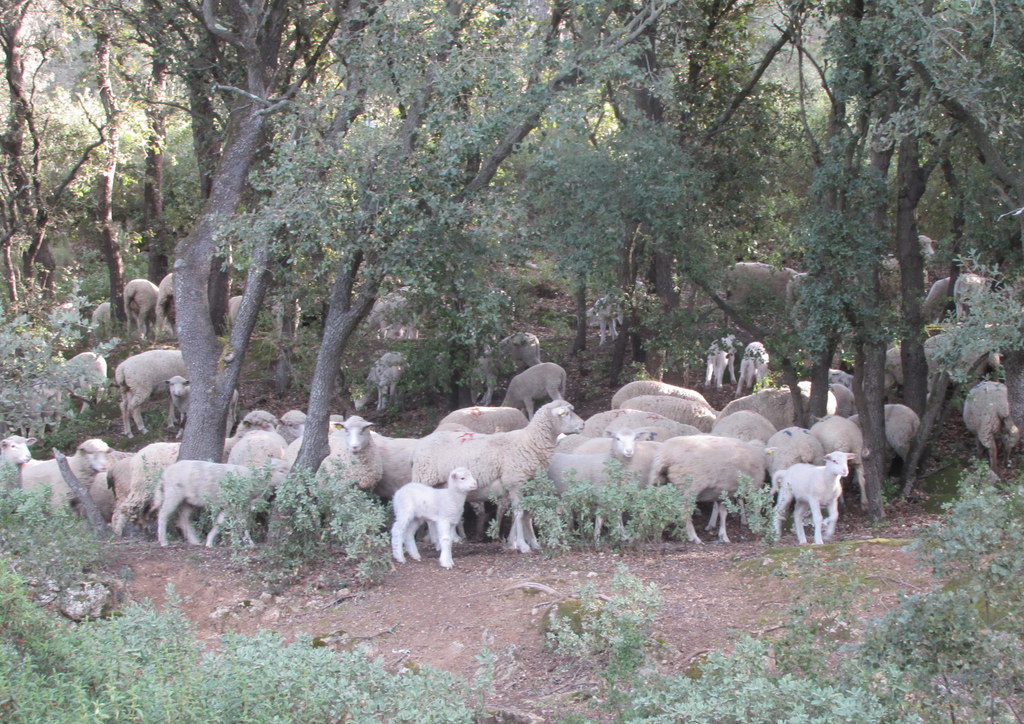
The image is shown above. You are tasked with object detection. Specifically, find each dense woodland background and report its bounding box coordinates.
[2,0,1024,522]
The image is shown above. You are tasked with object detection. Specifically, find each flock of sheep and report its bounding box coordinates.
[0,249,1017,570]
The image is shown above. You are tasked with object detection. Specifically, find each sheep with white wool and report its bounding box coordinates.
[647,434,766,544]
[850,403,921,469]
[718,384,837,432]
[922,277,952,323]
[391,467,479,569]
[156,273,175,336]
[156,458,290,547]
[411,400,584,553]
[611,380,711,410]
[724,262,799,308]
[61,352,108,412]
[763,427,824,478]
[90,302,112,339]
[1,435,35,473]
[436,406,528,434]
[318,415,383,489]
[809,415,867,506]
[223,410,280,459]
[123,278,160,339]
[19,438,111,513]
[549,429,661,491]
[368,433,419,499]
[772,451,857,545]
[354,351,404,412]
[704,335,738,390]
[953,272,987,318]
[499,332,542,369]
[711,409,777,443]
[227,294,243,325]
[735,341,769,398]
[227,429,290,468]
[115,349,186,438]
[583,408,700,439]
[963,381,1021,471]
[619,394,717,433]
[110,442,180,536]
[830,383,855,417]
[501,362,566,418]
[277,410,307,444]
[828,368,853,389]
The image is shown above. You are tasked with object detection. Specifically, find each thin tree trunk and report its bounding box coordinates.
[54,450,111,538]
[895,133,929,416]
[571,282,587,354]
[144,55,169,284]
[95,29,125,322]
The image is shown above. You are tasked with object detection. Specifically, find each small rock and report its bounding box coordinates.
[59,581,113,621]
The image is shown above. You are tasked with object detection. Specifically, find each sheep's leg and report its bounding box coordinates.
[206,511,226,547]
[438,522,455,569]
[715,501,731,543]
[130,397,148,436]
[390,519,409,562]
[403,520,422,561]
[121,394,134,438]
[854,462,867,508]
[177,504,202,545]
[524,399,535,419]
[506,492,532,553]
[593,513,604,547]
[822,499,840,541]
[809,502,825,545]
[792,501,809,545]
[156,500,176,546]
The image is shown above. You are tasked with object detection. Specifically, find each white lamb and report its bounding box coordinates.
[390,467,479,569]
[735,342,769,398]
[772,451,857,545]
[610,380,711,410]
[353,351,404,412]
[436,406,529,434]
[963,381,1021,471]
[501,362,566,418]
[809,415,867,506]
[411,400,584,553]
[156,458,290,547]
[618,394,717,432]
[123,278,160,339]
[705,335,738,390]
[115,349,186,437]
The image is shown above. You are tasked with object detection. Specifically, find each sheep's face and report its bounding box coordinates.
[1,436,35,466]
[823,451,855,477]
[342,417,374,453]
[610,430,637,459]
[551,404,584,435]
[79,441,110,474]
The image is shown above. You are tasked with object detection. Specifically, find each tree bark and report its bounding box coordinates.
[571,282,587,354]
[144,55,170,285]
[94,29,125,324]
[53,450,111,538]
[895,133,929,416]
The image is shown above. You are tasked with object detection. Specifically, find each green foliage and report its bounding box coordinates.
[718,473,778,545]
[0,482,106,592]
[0,571,482,723]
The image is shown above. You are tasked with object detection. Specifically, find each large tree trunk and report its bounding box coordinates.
[94,29,125,324]
[895,133,929,416]
[143,55,170,285]
[857,338,888,521]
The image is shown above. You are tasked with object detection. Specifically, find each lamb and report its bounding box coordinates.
[226,429,289,468]
[501,362,566,418]
[165,375,190,436]
[391,467,479,569]
[156,273,175,336]
[436,406,529,434]
[718,384,837,431]
[704,335,738,390]
[587,296,622,345]
[953,272,987,318]
[277,410,307,444]
[610,380,711,410]
[617,395,717,433]
[922,277,952,323]
[499,332,542,369]
[772,451,857,545]
[735,341,769,397]
[830,383,855,417]
[89,301,112,339]
[155,458,290,547]
[763,426,825,478]
[411,400,584,552]
[710,409,777,443]
[963,381,1021,471]
[647,434,766,544]
[63,351,108,412]
[809,415,867,506]
[582,409,699,440]
[111,442,181,536]
[353,351,404,412]
[115,349,186,438]
[123,278,160,339]
[318,415,383,490]
[19,438,111,513]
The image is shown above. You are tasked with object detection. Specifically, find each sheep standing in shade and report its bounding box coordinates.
[830,383,855,417]
[764,427,825,478]
[1,435,35,473]
[610,380,711,410]
[705,335,738,390]
[115,349,186,438]
[391,467,479,569]
[922,277,952,323]
[724,262,799,308]
[90,302,112,339]
[850,404,921,471]
[123,278,160,339]
[227,294,243,325]
[436,406,529,434]
[411,400,584,553]
[710,409,776,443]
[63,352,108,412]
[19,438,111,513]
[583,409,700,439]
[499,332,542,369]
[773,451,856,545]
[501,362,566,418]
[223,410,280,460]
[111,442,181,536]
[809,415,867,506]
[318,415,383,490]
[963,381,1021,471]
[277,410,307,444]
[156,273,175,337]
[719,384,837,431]
[619,395,717,432]
[953,272,987,318]
[227,429,289,468]
[353,351,404,412]
[735,342,769,397]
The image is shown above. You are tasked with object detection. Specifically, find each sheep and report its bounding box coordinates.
[923,332,1001,384]
[471,352,498,406]
[367,288,419,339]
[610,380,711,410]
[953,272,987,318]
[501,362,567,418]
[19,438,111,513]
[850,403,921,469]
[89,301,112,339]
[411,400,584,553]
[165,375,190,436]
[583,409,700,439]
[123,278,160,339]
[367,433,419,499]
[922,277,952,322]
[647,434,766,544]
[499,332,542,369]
[830,383,855,417]
[963,381,1021,471]
[763,426,825,478]
[318,415,383,489]
[436,406,529,434]
[227,294,243,325]
[617,395,717,433]
[828,368,853,389]
[809,415,867,506]
[115,349,186,438]
[718,385,837,431]
[735,341,769,397]
[63,351,108,412]
[710,409,777,443]
[587,296,622,345]
[353,351,404,412]
[1,435,35,473]
[277,410,307,444]
[391,467,479,569]
[705,335,738,390]
[550,429,661,491]
[223,410,280,459]
[111,441,181,536]
[155,458,290,547]
[772,451,857,545]
[227,429,289,468]
[156,273,175,336]
[724,262,799,308]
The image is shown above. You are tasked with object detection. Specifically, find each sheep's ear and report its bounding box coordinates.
[845,452,856,460]
[603,429,616,438]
